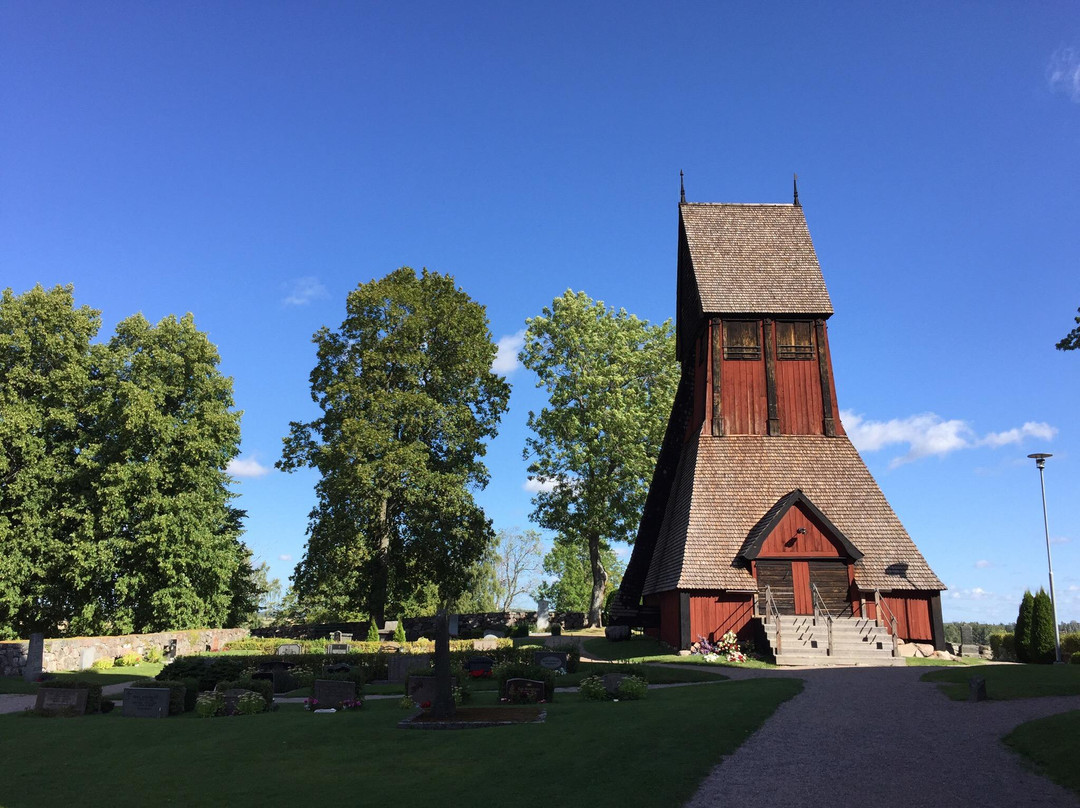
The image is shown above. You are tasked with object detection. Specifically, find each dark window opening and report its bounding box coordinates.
[723,321,761,360]
[776,321,814,360]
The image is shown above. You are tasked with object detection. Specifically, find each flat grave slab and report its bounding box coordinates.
[532,650,568,671]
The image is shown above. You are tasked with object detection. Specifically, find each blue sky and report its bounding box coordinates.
[3,3,1078,623]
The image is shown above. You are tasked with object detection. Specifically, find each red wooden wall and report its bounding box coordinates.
[755,504,845,557]
[658,590,681,648]
[775,354,824,435]
[863,593,934,642]
[687,592,754,642]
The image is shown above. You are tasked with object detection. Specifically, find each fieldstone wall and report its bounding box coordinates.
[0,628,249,678]
[252,610,590,641]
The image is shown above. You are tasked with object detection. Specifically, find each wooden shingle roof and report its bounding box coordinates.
[680,203,833,316]
[641,434,944,595]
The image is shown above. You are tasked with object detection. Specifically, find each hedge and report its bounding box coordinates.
[216,678,274,709]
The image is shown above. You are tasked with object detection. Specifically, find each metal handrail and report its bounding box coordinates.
[764,585,782,656]
[874,590,900,657]
[810,583,834,656]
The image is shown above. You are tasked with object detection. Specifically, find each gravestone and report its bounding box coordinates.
[276,643,302,656]
[602,673,627,695]
[254,659,298,693]
[407,674,456,706]
[532,650,568,671]
[960,624,973,646]
[968,676,988,702]
[472,638,498,652]
[483,630,505,639]
[332,632,353,643]
[35,688,88,715]
[122,687,171,718]
[324,663,352,674]
[463,656,495,677]
[79,647,96,670]
[535,598,550,632]
[220,687,256,714]
[313,678,357,708]
[447,615,458,637]
[388,653,431,683]
[382,621,398,638]
[504,678,546,703]
[605,624,631,642]
[23,633,43,683]
[327,643,349,655]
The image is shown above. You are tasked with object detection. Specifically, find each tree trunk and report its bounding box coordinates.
[431,608,456,720]
[587,535,608,628]
[370,496,390,627]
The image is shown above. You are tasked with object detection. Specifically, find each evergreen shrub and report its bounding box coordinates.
[90,657,114,670]
[1061,632,1080,663]
[989,633,1016,662]
[366,621,380,643]
[394,618,407,643]
[1015,591,1034,663]
[116,652,142,667]
[1031,589,1057,664]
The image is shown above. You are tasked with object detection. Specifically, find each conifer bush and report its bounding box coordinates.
[1015,590,1034,663]
[394,618,406,643]
[1031,589,1057,664]
[366,620,380,643]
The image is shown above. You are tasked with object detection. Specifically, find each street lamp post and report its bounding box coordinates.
[1027,453,1062,664]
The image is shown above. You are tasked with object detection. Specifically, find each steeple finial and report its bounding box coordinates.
[793,173,800,207]
[680,170,686,204]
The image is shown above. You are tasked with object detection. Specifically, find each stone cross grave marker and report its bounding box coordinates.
[23,633,44,683]
[313,678,357,709]
[123,687,171,718]
[532,650,568,671]
[35,688,88,715]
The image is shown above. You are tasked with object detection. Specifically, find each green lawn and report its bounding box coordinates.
[0,662,164,694]
[582,635,774,669]
[1004,710,1080,797]
[922,664,1080,700]
[0,678,802,808]
[905,656,987,667]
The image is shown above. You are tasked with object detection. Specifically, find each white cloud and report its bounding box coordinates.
[523,476,559,494]
[492,330,525,374]
[1051,536,1072,545]
[974,559,992,569]
[841,410,1057,467]
[949,586,991,600]
[282,276,328,306]
[278,554,292,562]
[979,422,1056,448]
[227,456,273,478]
[1048,48,1080,102]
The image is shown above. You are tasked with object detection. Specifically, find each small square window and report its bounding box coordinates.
[723,321,761,360]
[776,321,814,360]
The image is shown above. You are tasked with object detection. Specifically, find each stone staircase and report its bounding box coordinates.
[761,614,905,667]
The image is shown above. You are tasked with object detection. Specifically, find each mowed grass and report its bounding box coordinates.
[1004,710,1080,797]
[0,662,164,694]
[0,678,802,808]
[582,636,774,669]
[921,664,1080,700]
[905,656,987,667]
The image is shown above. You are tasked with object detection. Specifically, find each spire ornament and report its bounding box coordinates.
[793,173,800,207]
[680,170,686,204]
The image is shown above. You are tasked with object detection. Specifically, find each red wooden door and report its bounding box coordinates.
[792,561,813,615]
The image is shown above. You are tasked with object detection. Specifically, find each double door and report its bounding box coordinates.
[756,559,849,616]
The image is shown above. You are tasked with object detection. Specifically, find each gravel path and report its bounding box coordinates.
[684,665,1080,808]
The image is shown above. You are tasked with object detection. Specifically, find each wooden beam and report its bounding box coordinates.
[679,591,692,650]
[710,319,723,436]
[815,319,836,437]
[763,318,780,435]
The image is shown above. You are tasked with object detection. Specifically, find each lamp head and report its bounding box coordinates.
[1028,452,1052,469]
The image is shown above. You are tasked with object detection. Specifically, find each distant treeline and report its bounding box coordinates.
[944,620,1080,645]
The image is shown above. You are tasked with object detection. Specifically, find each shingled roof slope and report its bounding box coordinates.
[680,203,833,316]
[642,434,944,594]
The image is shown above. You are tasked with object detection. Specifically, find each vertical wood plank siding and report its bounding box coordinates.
[710,320,723,436]
[687,593,755,642]
[865,592,935,642]
[791,562,813,614]
[756,504,845,557]
[659,590,681,648]
[763,319,780,435]
[719,320,768,435]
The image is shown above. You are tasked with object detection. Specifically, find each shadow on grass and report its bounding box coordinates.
[0,677,803,808]
[922,664,1080,700]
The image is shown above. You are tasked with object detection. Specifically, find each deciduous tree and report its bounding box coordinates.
[279,268,510,625]
[521,291,677,626]
[1056,307,1080,351]
[536,539,624,614]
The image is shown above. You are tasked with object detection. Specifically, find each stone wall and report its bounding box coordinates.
[251,610,591,641]
[0,628,249,678]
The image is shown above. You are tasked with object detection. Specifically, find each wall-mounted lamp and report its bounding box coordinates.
[796,528,807,535]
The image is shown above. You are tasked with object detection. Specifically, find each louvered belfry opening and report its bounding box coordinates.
[612,191,946,655]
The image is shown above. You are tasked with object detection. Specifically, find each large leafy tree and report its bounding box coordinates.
[0,286,258,638]
[521,291,678,626]
[279,267,510,625]
[537,538,624,614]
[1056,308,1080,351]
